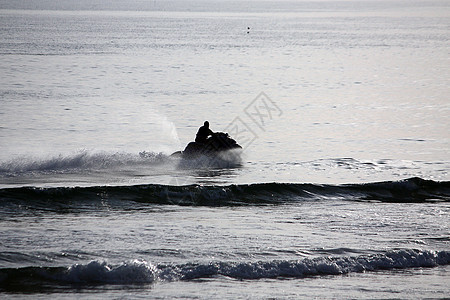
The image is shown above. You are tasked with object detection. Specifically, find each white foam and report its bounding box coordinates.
[63,260,157,284]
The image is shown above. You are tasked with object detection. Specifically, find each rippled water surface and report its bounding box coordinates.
[0,0,449,298]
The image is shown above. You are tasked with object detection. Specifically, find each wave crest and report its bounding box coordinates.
[0,177,449,209]
[161,249,450,281]
[1,249,448,290]
[65,260,157,284]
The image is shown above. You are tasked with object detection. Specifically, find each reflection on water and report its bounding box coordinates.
[193,168,240,185]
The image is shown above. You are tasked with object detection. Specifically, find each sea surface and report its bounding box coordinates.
[0,0,449,298]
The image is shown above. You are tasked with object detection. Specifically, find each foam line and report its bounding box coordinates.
[0,249,448,289]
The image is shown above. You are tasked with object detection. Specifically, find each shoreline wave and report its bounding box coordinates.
[0,249,448,291]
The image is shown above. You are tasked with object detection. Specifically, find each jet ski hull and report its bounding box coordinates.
[171,132,242,159]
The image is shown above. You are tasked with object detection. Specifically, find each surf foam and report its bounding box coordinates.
[1,249,448,289]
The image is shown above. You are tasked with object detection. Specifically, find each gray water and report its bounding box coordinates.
[0,0,449,298]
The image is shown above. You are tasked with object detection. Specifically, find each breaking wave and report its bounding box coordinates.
[0,249,448,290]
[0,177,449,210]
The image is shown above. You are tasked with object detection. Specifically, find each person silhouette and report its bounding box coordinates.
[195,121,214,144]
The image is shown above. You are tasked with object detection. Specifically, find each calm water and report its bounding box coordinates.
[0,0,449,298]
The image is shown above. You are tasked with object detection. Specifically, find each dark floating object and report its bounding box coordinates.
[171,132,242,159]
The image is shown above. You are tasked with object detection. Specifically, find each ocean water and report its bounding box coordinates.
[1,0,449,298]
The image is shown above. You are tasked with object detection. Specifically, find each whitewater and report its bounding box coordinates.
[1,0,450,298]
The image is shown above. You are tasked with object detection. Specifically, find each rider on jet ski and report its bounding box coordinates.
[195,121,214,144]
[166,121,240,158]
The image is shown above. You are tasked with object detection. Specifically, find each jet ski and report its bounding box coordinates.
[171,132,242,159]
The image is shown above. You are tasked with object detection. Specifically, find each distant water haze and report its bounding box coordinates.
[1,0,448,185]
